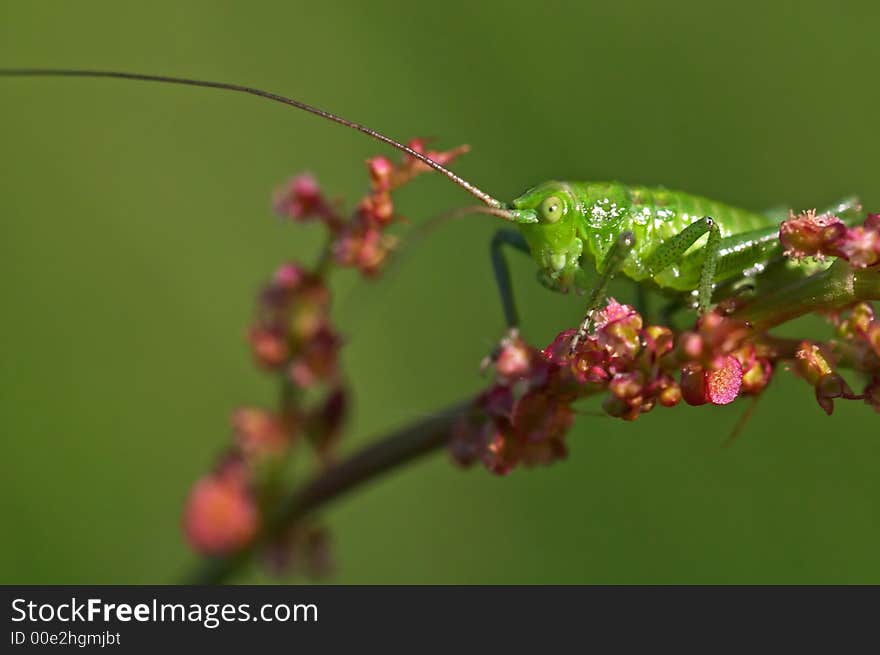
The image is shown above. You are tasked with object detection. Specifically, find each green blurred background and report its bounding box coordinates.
[1,1,878,584]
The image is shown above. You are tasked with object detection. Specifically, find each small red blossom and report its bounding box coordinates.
[795,342,835,385]
[288,284,332,342]
[706,355,743,405]
[357,191,395,225]
[332,221,397,276]
[837,225,880,268]
[183,471,259,556]
[795,342,861,415]
[273,262,306,289]
[494,331,535,382]
[736,344,774,395]
[594,299,643,360]
[232,407,290,456]
[273,174,340,227]
[644,325,675,360]
[680,363,708,406]
[450,360,571,474]
[833,302,875,339]
[366,156,394,191]
[678,332,704,360]
[692,312,752,356]
[657,378,683,407]
[512,391,574,445]
[779,209,846,260]
[780,209,880,267]
[288,326,341,388]
[248,324,289,369]
[405,139,470,173]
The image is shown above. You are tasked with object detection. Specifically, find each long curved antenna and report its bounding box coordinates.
[0,68,507,210]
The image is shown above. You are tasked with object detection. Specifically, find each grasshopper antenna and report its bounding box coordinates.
[0,68,514,212]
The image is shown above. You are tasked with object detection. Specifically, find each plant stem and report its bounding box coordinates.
[734,261,880,330]
[186,400,469,584]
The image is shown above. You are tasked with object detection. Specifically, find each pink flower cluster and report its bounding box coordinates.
[183,139,469,566]
[249,263,340,383]
[794,303,880,415]
[780,210,880,267]
[451,300,776,474]
[273,139,467,275]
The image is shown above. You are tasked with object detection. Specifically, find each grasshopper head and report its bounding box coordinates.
[510,181,585,292]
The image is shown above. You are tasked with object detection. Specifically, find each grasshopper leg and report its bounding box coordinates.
[569,230,636,353]
[490,228,530,329]
[696,219,722,312]
[644,217,717,277]
[643,216,722,313]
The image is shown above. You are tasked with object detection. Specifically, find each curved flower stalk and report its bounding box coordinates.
[183,144,880,582]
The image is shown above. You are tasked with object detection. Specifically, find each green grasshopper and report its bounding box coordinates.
[1,69,863,349]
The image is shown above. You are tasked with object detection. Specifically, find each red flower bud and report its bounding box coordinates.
[494,334,533,381]
[658,382,682,407]
[609,371,645,400]
[512,391,573,444]
[288,327,340,388]
[705,355,743,405]
[795,343,834,386]
[358,192,395,224]
[366,156,394,191]
[542,328,579,362]
[232,407,290,456]
[273,174,321,221]
[288,284,331,342]
[273,262,306,290]
[480,424,518,476]
[741,357,774,395]
[644,325,675,359]
[248,324,289,369]
[406,138,427,154]
[183,473,259,555]
[678,332,704,361]
[333,221,396,275]
[838,226,880,268]
[680,363,708,406]
[779,209,846,259]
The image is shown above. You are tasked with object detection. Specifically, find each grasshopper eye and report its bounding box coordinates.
[540,195,564,223]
